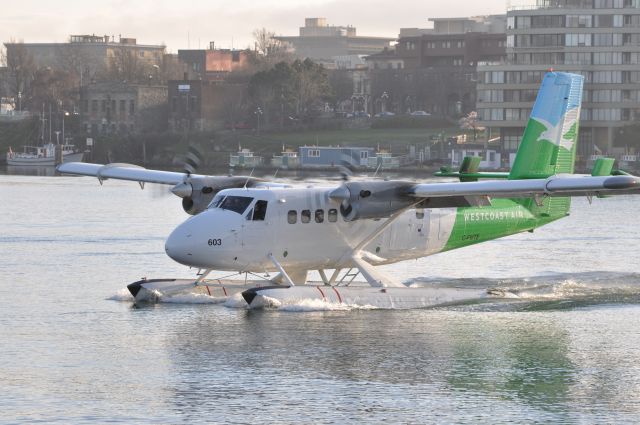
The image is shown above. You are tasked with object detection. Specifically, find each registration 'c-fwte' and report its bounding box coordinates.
[58,72,640,308]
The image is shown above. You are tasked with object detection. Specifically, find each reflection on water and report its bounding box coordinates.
[161,306,640,423]
[3,165,57,177]
[1,174,640,423]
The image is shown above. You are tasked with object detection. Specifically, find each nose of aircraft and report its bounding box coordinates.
[165,217,199,266]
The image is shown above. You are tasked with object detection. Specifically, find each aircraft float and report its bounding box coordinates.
[58,72,640,308]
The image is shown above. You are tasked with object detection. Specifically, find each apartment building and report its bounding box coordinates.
[477,0,640,163]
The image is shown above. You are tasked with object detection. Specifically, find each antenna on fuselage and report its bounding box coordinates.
[243,168,255,189]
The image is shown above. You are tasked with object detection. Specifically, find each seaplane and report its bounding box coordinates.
[58,72,640,309]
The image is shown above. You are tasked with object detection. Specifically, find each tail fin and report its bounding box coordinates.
[509,72,584,180]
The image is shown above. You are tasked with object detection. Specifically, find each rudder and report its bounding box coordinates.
[509,72,584,180]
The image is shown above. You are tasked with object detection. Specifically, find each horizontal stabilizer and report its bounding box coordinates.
[591,158,615,177]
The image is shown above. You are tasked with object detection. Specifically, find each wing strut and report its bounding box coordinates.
[335,205,417,288]
[268,253,295,287]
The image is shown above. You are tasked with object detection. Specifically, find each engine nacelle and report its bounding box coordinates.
[176,176,262,215]
[329,180,416,221]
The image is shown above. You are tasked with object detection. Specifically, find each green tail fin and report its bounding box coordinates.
[509,72,584,180]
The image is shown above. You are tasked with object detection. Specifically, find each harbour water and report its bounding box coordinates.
[2,173,640,423]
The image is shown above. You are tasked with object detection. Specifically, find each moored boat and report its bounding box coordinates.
[6,143,84,166]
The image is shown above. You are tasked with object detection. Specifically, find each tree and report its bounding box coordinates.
[328,70,354,111]
[160,54,186,83]
[0,47,6,98]
[248,59,333,129]
[30,67,76,111]
[251,28,292,69]
[56,43,105,88]
[104,45,150,84]
[5,40,36,107]
[459,111,485,142]
[292,59,332,119]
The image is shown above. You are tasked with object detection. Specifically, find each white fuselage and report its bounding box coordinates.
[165,186,458,273]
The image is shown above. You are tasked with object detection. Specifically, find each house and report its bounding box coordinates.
[451,144,501,169]
[229,149,263,168]
[367,151,402,169]
[298,146,375,168]
[271,150,301,169]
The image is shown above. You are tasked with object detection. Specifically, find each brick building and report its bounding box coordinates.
[80,82,167,135]
[178,42,251,81]
[168,79,248,131]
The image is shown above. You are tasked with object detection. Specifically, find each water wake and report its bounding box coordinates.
[408,271,640,310]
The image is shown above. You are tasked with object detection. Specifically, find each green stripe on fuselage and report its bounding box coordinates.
[443,197,569,251]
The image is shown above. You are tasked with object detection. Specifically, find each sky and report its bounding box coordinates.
[1,0,513,52]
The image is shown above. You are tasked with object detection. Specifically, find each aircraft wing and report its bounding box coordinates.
[57,162,194,185]
[409,174,640,199]
[57,162,267,215]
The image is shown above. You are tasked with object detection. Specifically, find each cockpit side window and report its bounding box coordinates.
[218,196,253,214]
[209,194,225,209]
[252,200,268,221]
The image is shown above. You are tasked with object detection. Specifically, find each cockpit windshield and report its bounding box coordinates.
[210,195,253,214]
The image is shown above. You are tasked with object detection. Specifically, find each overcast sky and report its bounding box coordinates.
[1,0,514,52]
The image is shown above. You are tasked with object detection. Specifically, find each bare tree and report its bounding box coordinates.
[328,70,353,110]
[0,46,6,98]
[105,45,150,83]
[5,40,36,105]
[459,111,485,142]
[56,43,105,87]
[251,28,292,68]
[160,54,186,83]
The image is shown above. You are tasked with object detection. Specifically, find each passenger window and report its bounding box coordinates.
[301,210,311,223]
[328,209,337,222]
[252,200,268,221]
[288,210,297,224]
[416,210,425,220]
[315,209,324,223]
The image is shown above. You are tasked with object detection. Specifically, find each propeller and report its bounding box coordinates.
[330,160,356,217]
[170,145,205,199]
[183,145,203,175]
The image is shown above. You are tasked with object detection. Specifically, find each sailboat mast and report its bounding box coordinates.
[41,103,45,144]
